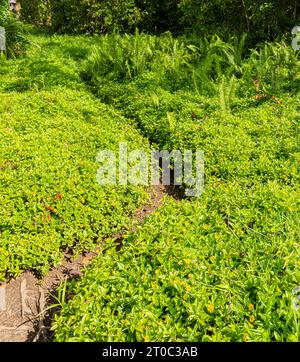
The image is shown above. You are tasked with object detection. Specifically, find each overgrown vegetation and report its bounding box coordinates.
[85,32,299,113]
[1,1,299,342]
[0,0,28,58]
[52,31,300,341]
[19,0,300,44]
[53,189,300,341]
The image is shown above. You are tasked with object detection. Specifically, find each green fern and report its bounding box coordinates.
[243,41,299,94]
[219,75,238,114]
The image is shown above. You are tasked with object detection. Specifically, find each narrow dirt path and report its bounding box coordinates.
[0,185,176,342]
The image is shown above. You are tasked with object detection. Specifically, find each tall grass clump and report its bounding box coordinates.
[1,16,29,58]
[85,30,195,84]
[191,35,246,95]
[0,1,29,59]
[86,30,156,81]
[242,41,300,94]
[86,32,300,114]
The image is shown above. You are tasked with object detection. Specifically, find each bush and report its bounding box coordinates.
[19,0,300,45]
[0,14,29,58]
[19,0,51,27]
[19,0,143,34]
[0,0,28,59]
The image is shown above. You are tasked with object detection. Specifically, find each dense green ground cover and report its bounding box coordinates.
[54,189,299,341]
[0,36,148,281]
[1,31,299,341]
[53,34,300,341]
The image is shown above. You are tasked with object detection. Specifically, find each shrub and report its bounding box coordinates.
[0,14,29,58]
[0,0,29,59]
[18,1,300,44]
[19,0,143,34]
[19,0,51,27]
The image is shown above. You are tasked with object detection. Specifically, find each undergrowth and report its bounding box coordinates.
[53,31,300,342]
[1,30,299,341]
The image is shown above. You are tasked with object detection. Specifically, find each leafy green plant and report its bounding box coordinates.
[0,0,8,20]
[32,0,143,34]
[243,42,300,94]
[218,75,238,114]
[0,12,29,58]
[87,30,156,80]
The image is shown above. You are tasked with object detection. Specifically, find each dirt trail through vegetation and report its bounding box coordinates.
[0,185,178,342]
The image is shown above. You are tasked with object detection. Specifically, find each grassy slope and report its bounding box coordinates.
[0,35,149,281]
[53,39,300,341]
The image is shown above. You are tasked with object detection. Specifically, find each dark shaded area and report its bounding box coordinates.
[19,0,300,45]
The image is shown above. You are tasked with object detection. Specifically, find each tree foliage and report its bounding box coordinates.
[0,0,8,22]
[178,0,299,43]
[19,0,300,43]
